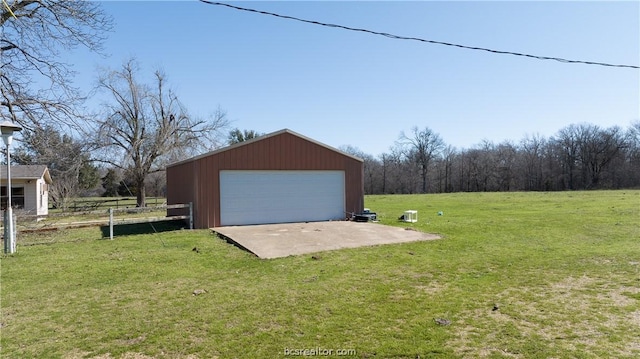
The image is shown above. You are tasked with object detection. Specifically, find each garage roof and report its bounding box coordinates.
[167,128,363,168]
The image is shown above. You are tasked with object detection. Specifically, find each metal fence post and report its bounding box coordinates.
[109,208,114,240]
[189,202,193,230]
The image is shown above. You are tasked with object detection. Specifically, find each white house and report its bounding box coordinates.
[1,165,52,216]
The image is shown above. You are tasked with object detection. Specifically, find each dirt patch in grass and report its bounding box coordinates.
[413,281,447,295]
[64,351,202,359]
[116,335,147,346]
[630,310,640,326]
[598,286,640,307]
[448,275,640,358]
[64,350,93,359]
[95,353,154,359]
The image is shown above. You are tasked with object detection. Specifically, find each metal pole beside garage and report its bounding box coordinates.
[109,208,114,240]
[189,202,193,229]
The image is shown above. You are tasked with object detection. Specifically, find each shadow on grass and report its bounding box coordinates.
[100,220,187,239]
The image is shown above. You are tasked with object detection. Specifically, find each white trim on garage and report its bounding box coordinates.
[219,170,346,226]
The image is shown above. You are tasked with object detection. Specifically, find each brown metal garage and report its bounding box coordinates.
[166,129,364,228]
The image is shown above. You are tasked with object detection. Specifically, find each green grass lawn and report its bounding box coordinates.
[1,190,639,358]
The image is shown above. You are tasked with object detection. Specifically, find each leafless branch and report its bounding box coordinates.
[94,59,230,206]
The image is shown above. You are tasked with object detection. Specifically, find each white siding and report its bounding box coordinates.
[1,179,48,216]
[23,180,37,213]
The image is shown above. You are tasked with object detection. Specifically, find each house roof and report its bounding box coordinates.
[167,128,364,168]
[0,165,53,184]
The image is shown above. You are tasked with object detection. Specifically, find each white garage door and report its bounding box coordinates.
[219,170,345,226]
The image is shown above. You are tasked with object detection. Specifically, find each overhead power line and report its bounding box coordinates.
[199,0,639,70]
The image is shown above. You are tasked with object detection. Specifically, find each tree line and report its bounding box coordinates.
[344,122,640,194]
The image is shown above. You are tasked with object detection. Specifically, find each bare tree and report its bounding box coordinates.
[95,59,230,207]
[339,145,382,194]
[495,141,517,191]
[380,153,390,194]
[1,1,111,130]
[146,171,167,202]
[464,145,492,191]
[433,145,457,193]
[630,121,640,143]
[519,134,548,190]
[624,121,640,187]
[577,124,627,188]
[378,145,407,194]
[398,126,445,193]
[14,125,99,210]
[554,125,581,190]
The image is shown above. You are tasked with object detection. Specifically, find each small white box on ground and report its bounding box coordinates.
[404,210,418,223]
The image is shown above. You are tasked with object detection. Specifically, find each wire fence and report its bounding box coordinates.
[1,202,193,246]
[55,197,165,212]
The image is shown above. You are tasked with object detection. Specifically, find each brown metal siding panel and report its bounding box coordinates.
[167,160,197,221]
[237,144,246,168]
[195,160,205,229]
[199,158,208,228]
[209,156,221,228]
[255,138,264,169]
[310,139,321,169]
[345,159,365,215]
[326,154,335,169]
[267,137,275,169]
[271,137,281,169]
[317,149,324,167]
[247,142,255,168]
[221,149,230,169]
[288,134,299,168]
[191,155,209,228]
[285,134,293,167]
[331,153,340,169]
[289,136,299,169]
[254,139,265,169]
[262,139,271,169]
[307,138,319,169]
[279,136,288,169]
[195,160,205,228]
[265,141,273,168]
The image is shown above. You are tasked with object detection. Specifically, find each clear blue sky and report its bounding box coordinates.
[69,1,639,156]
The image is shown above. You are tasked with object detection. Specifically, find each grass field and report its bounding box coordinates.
[1,190,639,358]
